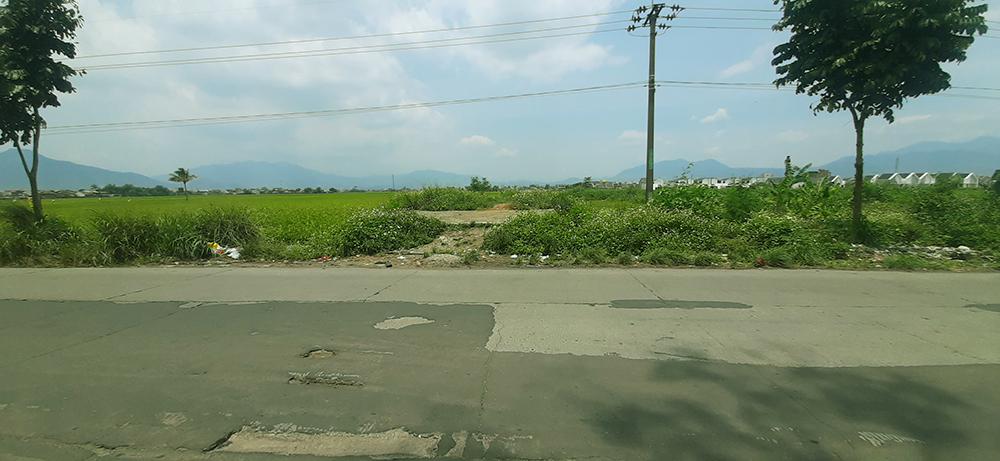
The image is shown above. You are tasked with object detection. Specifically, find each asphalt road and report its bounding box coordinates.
[1,267,999,460]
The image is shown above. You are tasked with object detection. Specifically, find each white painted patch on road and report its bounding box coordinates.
[216,426,442,458]
[858,431,924,447]
[374,316,435,330]
[178,302,201,309]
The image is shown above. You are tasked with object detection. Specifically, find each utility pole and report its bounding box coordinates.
[629,4,682,201]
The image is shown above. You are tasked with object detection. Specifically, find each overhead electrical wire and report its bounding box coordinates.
[78,18,790,72]
[47,80,998,136]
[89,0,355,23]
[45,82,649,135]
[78,26,629,71]
[77,9,638,59]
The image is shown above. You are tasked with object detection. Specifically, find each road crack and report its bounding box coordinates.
[363,270,418,302]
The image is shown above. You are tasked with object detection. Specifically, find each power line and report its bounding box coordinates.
[77,10,637,59]
[45,79,1000,135]
[88,0,353,23]
[78,21,789,72]
[45,82,648,135]
[79,25,629,71]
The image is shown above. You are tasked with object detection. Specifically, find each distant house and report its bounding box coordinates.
[638,178,668,190]
[953,172,979,188]
[828,175,846,187]
[917,172,936,185]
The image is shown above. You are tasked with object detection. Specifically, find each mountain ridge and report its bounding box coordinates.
[2,136,997,190]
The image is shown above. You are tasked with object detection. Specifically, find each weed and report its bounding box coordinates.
[462,250,481,265]
[339,208,446,255]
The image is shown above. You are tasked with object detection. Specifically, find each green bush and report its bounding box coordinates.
[196,206,260,248]
[388,188,495,211]
[340,207,446,255]
[462,249,481,265]
[640,247,691,266]
[92,212,163,263]
[509,190,575,211]
[576,246,608,264]
[692,252,722,266]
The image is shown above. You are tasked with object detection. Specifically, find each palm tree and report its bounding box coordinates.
[168,168,198,201]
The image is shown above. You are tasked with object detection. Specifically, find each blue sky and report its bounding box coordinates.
[21,0,1000,181]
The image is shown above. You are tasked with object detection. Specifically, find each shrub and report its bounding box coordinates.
[640,247,690,266]
[92,212,163,263]
[509,190,574,212]
[388,188,495,211]
[195,206,260,248]
[340,207,446,255]
[576,246,608,264]
[462,249,481,265]
[691,252,722,266]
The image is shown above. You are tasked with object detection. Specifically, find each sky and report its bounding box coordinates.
[9,0,1000,182]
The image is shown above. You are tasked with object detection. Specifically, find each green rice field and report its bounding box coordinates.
[41,193,394,242]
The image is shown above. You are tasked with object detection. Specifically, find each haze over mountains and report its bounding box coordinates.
[2,136,997,191]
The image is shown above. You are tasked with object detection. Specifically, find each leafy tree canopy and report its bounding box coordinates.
[772,0,988,123]
[0,0,83,145]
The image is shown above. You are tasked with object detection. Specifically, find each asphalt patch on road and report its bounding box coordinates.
[967,303,1000,313]
[610,299,752,310]
[302,348,336,358]
[288,371,362,387]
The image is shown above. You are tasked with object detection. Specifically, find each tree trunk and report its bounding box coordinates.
[13,135,43,221]
[184,183,189,201]
[849,107,865,243]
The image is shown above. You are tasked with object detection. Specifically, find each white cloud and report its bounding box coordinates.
[461,135,495,145]
[496,148,518,157]
[896,114,932,124]
[718,43,774,79]
[705,147,721,154]
[714,130,725,139]
[370,0,623,81]
[778,130,809,142]
[700,109,729,123]
[618,130,646,141]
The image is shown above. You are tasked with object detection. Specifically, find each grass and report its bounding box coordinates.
[4,183,998,271]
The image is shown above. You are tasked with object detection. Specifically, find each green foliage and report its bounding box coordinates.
[467,176,495,192]
[388,188,496,211]
[773,0,987,123]
[462,250,481,265]
[576,246,608,264]
[96,184,176,197]
[563,186,645,204]
[691,252,722,267]
[194,206,260,248]
[640,248,690,266]
[508,190,575,212]
[339,207,446,255]
[0,0,85,219]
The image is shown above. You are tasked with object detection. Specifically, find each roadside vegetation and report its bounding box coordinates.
[1,174,998,270]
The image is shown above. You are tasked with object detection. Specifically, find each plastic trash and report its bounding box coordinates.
[207,242,242,260]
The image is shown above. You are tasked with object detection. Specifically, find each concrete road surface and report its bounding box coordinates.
[1,267,999,460]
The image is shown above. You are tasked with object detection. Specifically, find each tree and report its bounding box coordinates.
[771,0,988,242]
[468,176,493,192]
[0,0,84,221]
[168,168,198,200]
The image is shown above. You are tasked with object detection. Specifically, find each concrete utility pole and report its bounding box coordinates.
[629,4,682,202]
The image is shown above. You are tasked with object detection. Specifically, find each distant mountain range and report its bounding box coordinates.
[0,151,167,190]
[816,136,1000,177]
[2,136,997,190]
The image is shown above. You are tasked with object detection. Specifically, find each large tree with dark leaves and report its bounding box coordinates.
[771,0,988,242]
[0,0,83,220]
